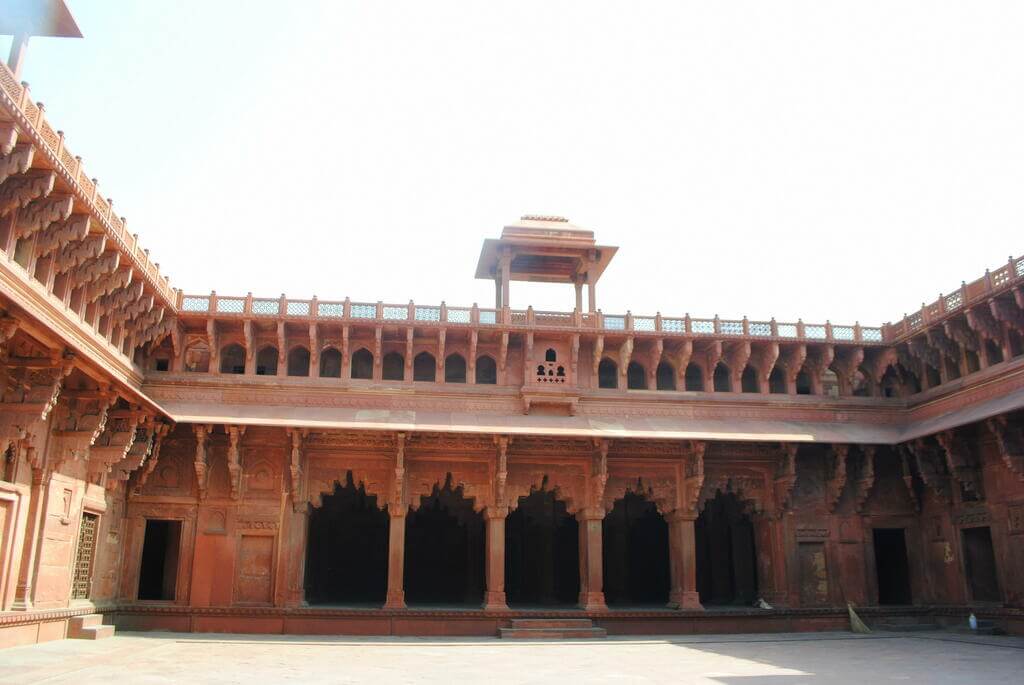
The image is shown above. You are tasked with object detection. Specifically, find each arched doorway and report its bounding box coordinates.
[505,488,579,606]
[304,473,389,605]
[602,492,669,606]
[695,491,758,606]
[404,476,484,605]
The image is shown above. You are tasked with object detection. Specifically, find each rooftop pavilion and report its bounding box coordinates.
[475,215,618,313]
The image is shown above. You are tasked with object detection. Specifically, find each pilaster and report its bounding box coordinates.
[576,509,606,611]
[665,509,703,610]
[483,506,508,611]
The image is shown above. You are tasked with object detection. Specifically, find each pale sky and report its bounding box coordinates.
[5,1,1023,325]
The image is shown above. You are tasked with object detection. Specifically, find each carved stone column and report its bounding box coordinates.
[666,509,703,610]
[576,510,606,611]
[483,507,508,611]
[384,509,406,609]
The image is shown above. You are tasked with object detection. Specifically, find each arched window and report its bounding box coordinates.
[965,349,981,374]
[655,361,676,390]
[351,348,373,380]
[445,354,467,383]
[684,363,703,391]
[740,366,758,393]
[768,367,787,394]
[287,346,310,377]
[476,355,497,384]
[713,362,731,392]
[382,352,404,381]
[256,346,278,376]
[598,358,618,389]
[184,341,210,373]
[414,352,436,382]
[626,362,647,390]
[795,369,812,395]
[984,339,1004,365]
[545,348,557,362]
[1009,330,1023,358]
[319,347,342,378]
[220,343,245,374]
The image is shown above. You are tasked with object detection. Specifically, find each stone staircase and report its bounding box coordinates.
[68,614,116,640]
[499,618,607,639]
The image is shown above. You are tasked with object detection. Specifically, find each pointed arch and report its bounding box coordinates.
[287,346,310,376]
[475,355,497,384]
[319,347,342,378]
[382,351,404,381]
[713,362,731,392]
[414,352,436,382]
[655,361,676,390]
[445,353,467,383]
[351,347,373,379]
[598,358,618,389]
[255,345,278,376]
[626,361,647,390]
[219,343,245,374]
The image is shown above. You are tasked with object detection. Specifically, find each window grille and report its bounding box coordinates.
[181,297,209,312]
[286,301,310,316]
[71,513,99,600]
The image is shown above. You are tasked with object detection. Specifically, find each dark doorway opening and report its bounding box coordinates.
[404,476,484,605]
[695,491,757,605]
[873,528,912,605]
[138,519,181,601]
[305,474,389,605]
[962,526,1001,602]
[506,488,579,606]
[602,493,669,606]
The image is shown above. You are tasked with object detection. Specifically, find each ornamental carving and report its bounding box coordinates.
[936,430,984,501]
[851,446,876,513]
[825,444,849,512]
[906,438,952,505]
[307,464,392,510]
[49,389,117,467]
[505,465,585,515]
[773,444,798,516]
[406,461,491,512]
[699,466,766,515]
[987,415,1024,482]
[603,473,676,515]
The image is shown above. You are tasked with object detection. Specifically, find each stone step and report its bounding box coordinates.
[499,627,607,640]
[510,618,596,630]
[877,623,941,632]
[68,614,115,640]
[69,613,104,630]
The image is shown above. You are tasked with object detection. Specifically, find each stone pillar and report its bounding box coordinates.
[13,469,50,610]
[574,278,583,312]
[284,506,309,607]
[666,510,703,610]
[483,507,508,610]
[384,509,406,609]
[576,511,606,610]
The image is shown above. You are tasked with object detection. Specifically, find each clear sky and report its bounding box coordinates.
[4,1,1022,325]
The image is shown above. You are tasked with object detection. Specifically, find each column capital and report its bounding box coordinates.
[484,506,508,521]
[576,507,605,522]
[665,508,697,524]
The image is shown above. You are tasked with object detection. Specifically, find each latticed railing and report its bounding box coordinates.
[887,253,1024,340]
[0,60,176,309]
[179,292,887,343]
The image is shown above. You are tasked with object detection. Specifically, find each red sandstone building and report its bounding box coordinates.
[1,4,1023,648]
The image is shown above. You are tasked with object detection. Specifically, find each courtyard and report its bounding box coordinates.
[1,631,1022,684]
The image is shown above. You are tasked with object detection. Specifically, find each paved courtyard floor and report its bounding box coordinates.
[2,630,1022,684]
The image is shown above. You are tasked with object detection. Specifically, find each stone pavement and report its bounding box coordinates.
[1,631,1022,684]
